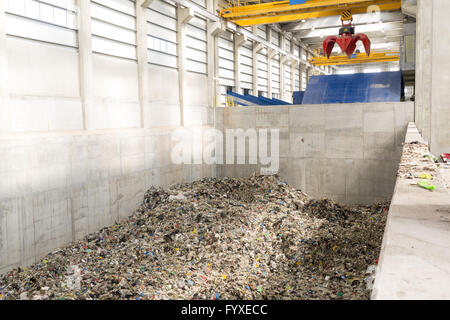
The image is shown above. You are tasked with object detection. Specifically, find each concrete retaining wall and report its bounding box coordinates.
[217,102,414,204]
[0,127,214,274]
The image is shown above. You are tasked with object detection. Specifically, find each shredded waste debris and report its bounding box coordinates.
[398,141,446,191]
[398,141,438,179]
[0,175,389,300]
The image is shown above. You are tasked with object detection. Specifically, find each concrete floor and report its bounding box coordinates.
[372,123,450,300]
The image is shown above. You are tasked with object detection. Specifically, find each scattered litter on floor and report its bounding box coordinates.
[0,175,389,300]
[417,180,435,191]
[441,153,450,164]
[398,142,438,179]
[418,172,433,180]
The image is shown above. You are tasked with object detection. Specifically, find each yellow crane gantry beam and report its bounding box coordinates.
[220,0,402,26]
[309,52,399,66]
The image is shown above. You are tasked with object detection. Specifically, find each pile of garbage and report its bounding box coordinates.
[398,141,443,191]
[0,175,389,300]
[398,141,438,179]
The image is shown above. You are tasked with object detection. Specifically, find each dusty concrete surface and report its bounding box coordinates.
[372,123,450,300]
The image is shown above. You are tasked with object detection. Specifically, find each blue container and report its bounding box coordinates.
[302,71,404,104]
[293,91,305,104]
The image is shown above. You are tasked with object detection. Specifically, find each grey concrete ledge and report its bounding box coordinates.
[372,122,450,300]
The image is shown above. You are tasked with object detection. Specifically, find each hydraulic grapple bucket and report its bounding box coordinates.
[322,11,371,58]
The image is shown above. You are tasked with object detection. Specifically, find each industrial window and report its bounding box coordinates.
[243,88,250,95]
[285,67,291,97]
[294,45,299,58]
[285,38,291,53]
[301,71,307,89]
[185,15,207,74]
[364,67,382,73]
[294,67,300,92]
[90,0,137,60]
[4,0,78,47]
[147,0,178,69]
[338,68,354,75]
[390,64,400,72]
[189,0,206,9]
[239,40,253,90]
[218,31,234,84]
[256,25,267,40]
[270,29,280,47]
[148,36,176,55]
[257,48,268,93]
[271,54,280,95]
[218,30,235,106]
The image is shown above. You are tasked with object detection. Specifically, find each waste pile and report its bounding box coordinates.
[398,141,443,191]
[398,141,438,179]
[0,175,389,300]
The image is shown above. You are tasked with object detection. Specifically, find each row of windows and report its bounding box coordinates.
[147,0,177,68]
[91,0,137,60]
[5,0,314,78]
[148,35,177,56]
[6,0,77,29]
[5,0,77,47]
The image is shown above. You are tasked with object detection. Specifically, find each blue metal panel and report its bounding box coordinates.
[270,98,291,105]
[289,0,309,5]
[257,96,281,105]
[293,91,305,104]
[302,71,404,104]
[227,91,273,106]
[226,91,294,106]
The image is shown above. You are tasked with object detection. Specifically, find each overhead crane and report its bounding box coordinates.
[219,0,402,26]
[309,51,399,66]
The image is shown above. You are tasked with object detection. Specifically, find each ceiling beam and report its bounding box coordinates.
[294,21,403,39]
[310,52,399,66]
[220,0,402,26]
[281,11,403,32]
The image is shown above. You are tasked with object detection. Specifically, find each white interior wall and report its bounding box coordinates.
[92,54,141,129]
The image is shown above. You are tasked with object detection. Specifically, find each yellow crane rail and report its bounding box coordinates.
[309,52,399,66]
[219,0,401,26]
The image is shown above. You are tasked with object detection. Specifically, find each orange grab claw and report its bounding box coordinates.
[354,34,371,56]
[323,36,337,59]
[322,21,371,58]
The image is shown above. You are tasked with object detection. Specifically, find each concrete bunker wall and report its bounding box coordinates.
[0,127,215,274]
[217,102,414,205]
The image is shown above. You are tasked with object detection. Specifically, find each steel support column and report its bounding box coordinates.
[177,6,194,126]
[0,0,9,132]
[136,0,150,128]
[77,0,94,130]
